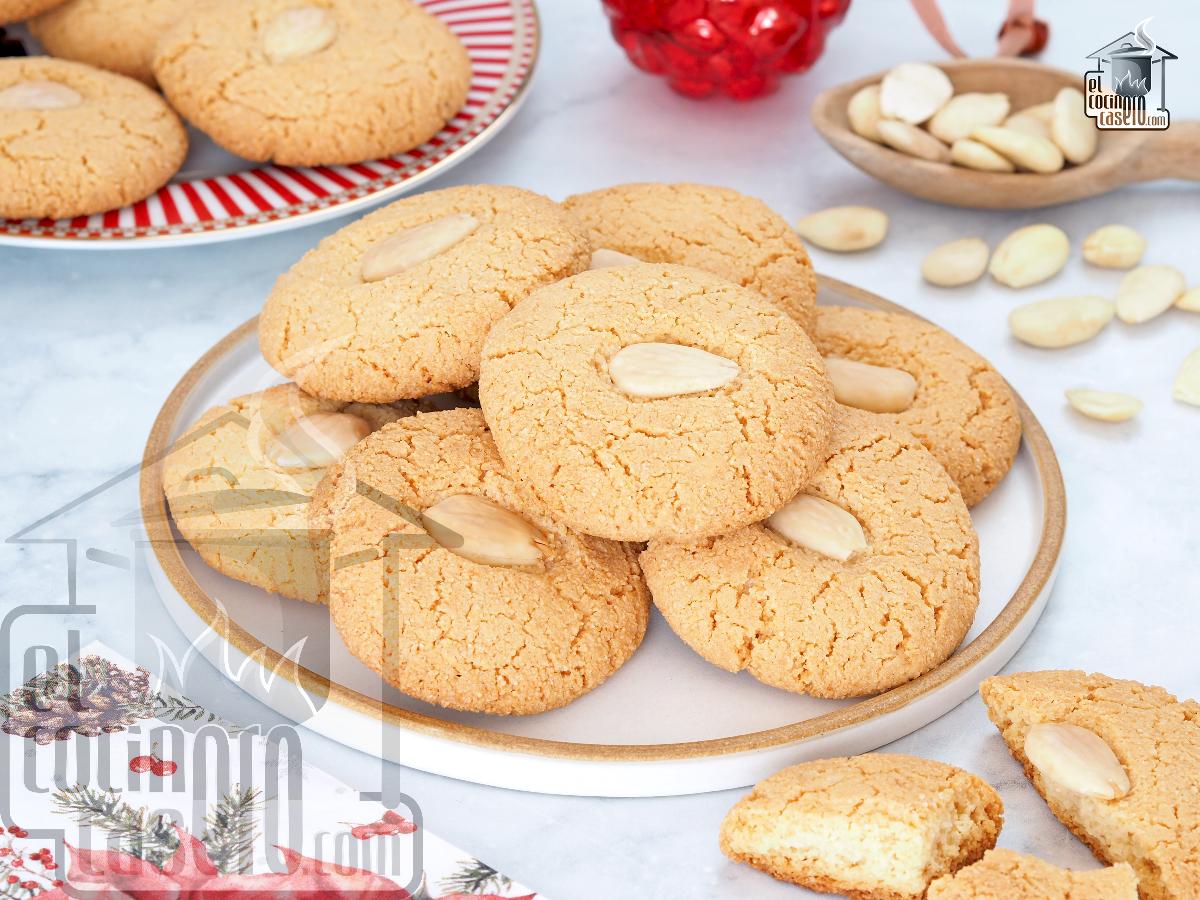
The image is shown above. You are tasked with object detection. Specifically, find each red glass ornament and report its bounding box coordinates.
[602,0,851,100]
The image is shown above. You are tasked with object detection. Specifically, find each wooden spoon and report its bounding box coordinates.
[812,58,1199,209]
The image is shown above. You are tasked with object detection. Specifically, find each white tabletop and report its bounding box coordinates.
[2,1,1198,897]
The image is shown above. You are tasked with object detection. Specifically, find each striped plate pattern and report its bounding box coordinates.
[2,0,538,246]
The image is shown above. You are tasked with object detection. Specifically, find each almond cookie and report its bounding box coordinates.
[0,0,65,24]
[720,754,1003,899]
[927,849,1138,899]
[312,408,650,716]
[162,383,422,604]
[981,670,1200,900]
[479,263,835,543]
[259,185,591,402]
[563,182,819,334]
[152,0,470,166]
[642,409,979,698]
[814,305,1021,506]
[30,0,189,86]
[0,57,186,220]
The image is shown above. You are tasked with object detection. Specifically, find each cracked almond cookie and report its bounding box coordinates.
[311,408,650,716]
[161,383,430,604]
[0,57,186,219]
[642,409,979,698]
[564,182,819,334]
[720,754,1003,899]
[927,849,1138,899]
[814,305,1021,507]
[479,263,835,543]
[152,0,470,165]
[30,0,189,86]
[259,185,591,402]
[981,670,1200,900]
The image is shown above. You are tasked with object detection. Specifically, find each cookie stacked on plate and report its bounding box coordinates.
[163,181,1023,716]
[0,0,470,218]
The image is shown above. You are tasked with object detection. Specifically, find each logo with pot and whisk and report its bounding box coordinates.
[1085,18,1176,130]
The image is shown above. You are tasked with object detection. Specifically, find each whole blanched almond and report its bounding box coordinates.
[361,213,479,282]
[1176,286,1200,313]
[421,494,548,567]
[928,92,1010,144]
[609,342,738,399]
[1115,264,1186,324]
[589,247,641,269]
[266,412,371,469]
[1081,224,1145,269]
[1008,296,1114,348]
[989,224,1069,288]
[950,138,1015,173]
[921,237,990,286]
[824,356,917,413]
[1050,87,1097,164]
[972,126,1064,174]
[0,79,82,109]
[847,83,884,142]
[1023,722,1131,800]
[876,119,950,163]
[795,206,888,252]
[1003,112,1051,140]
[767,494,867,561]
[1173,347,1200,407]
[263,6,338,63]
[1065,389,1142,422]
[1020,101,1055,124]
[879,61,953,124]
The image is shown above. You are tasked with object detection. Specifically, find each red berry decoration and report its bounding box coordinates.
[602,0,851,100]
[350,824,377,840]
[151,759,178,777]
[129,754,156,773]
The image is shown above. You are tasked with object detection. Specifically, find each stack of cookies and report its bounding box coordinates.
[163,181,1023,717]
[0,0,470,219]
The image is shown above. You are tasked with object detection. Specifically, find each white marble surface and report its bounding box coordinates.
[2,1,1199,897]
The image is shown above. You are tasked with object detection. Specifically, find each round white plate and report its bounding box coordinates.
[1,0,538,248]
[139,276,1064,797]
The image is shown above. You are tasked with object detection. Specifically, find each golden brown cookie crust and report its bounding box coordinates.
[0,57,187,219]
[152,0,471,165]
[30,0,189,85]
[259,185,591,402]
[720,754,1003,900]
[479,263,835,543]
[642,409,979,698]
[926,849,1139,899]
[162,383,412,604]
[563,182,819,334]
[0,0,64,24]
[814,305,1021,507]
[981,670,1200,900]
[313,408,651,716]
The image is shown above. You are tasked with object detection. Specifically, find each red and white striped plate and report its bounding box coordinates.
[2,0,539,248]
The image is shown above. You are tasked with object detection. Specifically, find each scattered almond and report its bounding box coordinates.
[824,357,917,413]
[1019,101,1055,124]
[950,138,1015,173]
[266,412,371,469]
[795,206,888,252]
[972,126,1064,174]
[847,83,884,142]
[589,248,641,269]
[1050,87,1097,164]
[1023,722,1131,800]
[609,342,738,399]
[766,494,868,561]
[879,62,953,124]
[421,494,549,568]
[876,120,950,163]
[1176,286,1200,313]
[1081,225,1145,269]
[1115,264,1186,324]
[927,92,1010,144]
[989,224,1070,288]
[921,237,990,287]
[1002,112,1051,140]
[1173,347,1200,407]
[1008,296,1114,348]
[360,213,479,282]
[263,6,338,64]
[1065,389,1142,422]
[0,79,82,109]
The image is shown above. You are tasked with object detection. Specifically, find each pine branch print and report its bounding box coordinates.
[201,786,262,874]
[152,694,247,735]
[439,858,511,895]
[51,785,179,868]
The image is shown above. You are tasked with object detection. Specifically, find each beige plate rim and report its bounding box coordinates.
[138,275,1066,763]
